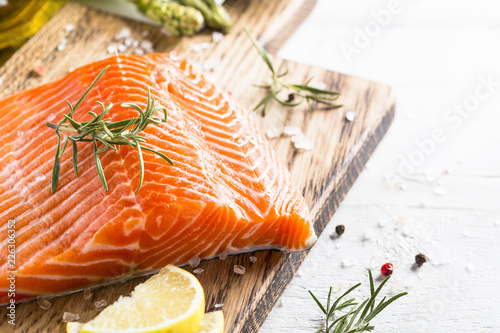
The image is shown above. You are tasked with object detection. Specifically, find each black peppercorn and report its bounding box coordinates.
[415,253,428,266]
[335,224,345,236]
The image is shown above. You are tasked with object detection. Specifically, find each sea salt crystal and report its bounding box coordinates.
[117,43,127,53]
[140,39,154,53]
[192,43,202,53]
[341,259,354,268]
[189,256,201,268]
[47,113,56,121]
[134,48,145,55]
[57,38,67,51]
[277,298,285,307]
[62,312,80,322]
[107,44,118,54]
[283,125,302,136]
[193,267,204,274]
[362,231,374,241]
[68,67,74,73]
[377,219,387,228]
[95,299,107,308]
[114,27,131,41]
[159,27,173,36]
[142,30,149,37]
[345,111,356,122]
[296,270,303,277]
[466,264,474,272]
[214,303,224,308]
[35,174,46,182]
[83,288,92,300]
[462,230,469,237]
[249,256,257,263]
[266,127,280,139]
[212,31,224,43]
[37,298,52,310]
[402,227,411,237]
[495,220,500,227]
[201,42,211,49]
[124,37,134,47]
[434,186,448,196]
[399,183,407,190]
[17,131,24,137]
[312,82,327,90]
[219,252,228,260]
[293,134,314,151]
[65,23,74,32]
[233,265,245,275]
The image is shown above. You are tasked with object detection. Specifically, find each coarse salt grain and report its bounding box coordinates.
[62,312,80,322]
[17,131,24,137]
[47,113,56,121]
[65,23,74,32]
[124,37,133,47]
[140,40,154,53]
[203,58,219,72]
[399,183,407,190]
[345,111,356,122]
[462,230,469,237]
[283,125,302,136]
[233,265,245,275]
[83,288,92,300]
[134,48,145,55]
[249,256,257,263]
[114,27,131,41]
[341,259,353,268]
[68,67,75,73]
[117,44,127,53]
[35,174,46,182]
[37,298,51,310]
[266,127,280,139]
[214,303,223,308]
[466,264,474,272]
[95,299,107,308]
[201,42,211,49]
[57,38,67,52]
[212,31,224,43]
[219,252,228,260]
[189,256,201,268]
[293,134,314,151]
[107,44,118,54]
[192,44,202,53]
[193,267,204,274]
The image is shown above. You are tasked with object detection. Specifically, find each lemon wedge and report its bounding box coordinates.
[197,311,224,333]
[67,311,223,333]
[73,265,205,333]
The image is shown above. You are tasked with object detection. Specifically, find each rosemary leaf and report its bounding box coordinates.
[93,139,109,192]
[71,140,79,178]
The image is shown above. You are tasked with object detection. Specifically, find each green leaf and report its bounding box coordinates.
[134,139,144,193]
[308,290,327,315]
[72,65,109,111]
[51,132,62,193]
[71,140,79,178]
[244,28,275,75]
[93,139,109,192]
[142,146,174,166]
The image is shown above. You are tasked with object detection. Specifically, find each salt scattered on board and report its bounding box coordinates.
[65,23,74,32]
[95,299,107,308]
[189,256,201,268]
[233,265,246,275]
[62,312,80,322]
[37,297,51,310]
[114,27,131,41]
[345,111,356,122]
[266,128,280,139]
[249,256,257,263]
[219,252,228,260]
[283,126,302,136]
[212,31,224,43]
[83,288,92,300]
[193,267,204,274]
[214,303,224,308]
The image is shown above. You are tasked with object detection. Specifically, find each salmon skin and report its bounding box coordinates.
[0,52,316,304]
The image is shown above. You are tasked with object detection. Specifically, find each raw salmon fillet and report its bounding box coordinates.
[0,53,316,303]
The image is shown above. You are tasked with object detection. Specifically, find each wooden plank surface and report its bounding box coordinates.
[0,1,395,332]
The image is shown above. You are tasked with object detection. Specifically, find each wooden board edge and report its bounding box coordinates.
[233,101,396,333]
[263,0,318,54]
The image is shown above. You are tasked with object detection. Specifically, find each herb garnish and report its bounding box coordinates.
[308,270,407,333]
[47,66,174,194]
[244,28,342,115]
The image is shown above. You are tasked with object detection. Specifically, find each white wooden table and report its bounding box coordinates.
[261,0,500,332]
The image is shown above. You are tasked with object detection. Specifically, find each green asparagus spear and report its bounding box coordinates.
[178,0,232,32]
[136,0,205,36]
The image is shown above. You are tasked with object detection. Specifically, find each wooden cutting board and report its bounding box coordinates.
[0,0,395,332]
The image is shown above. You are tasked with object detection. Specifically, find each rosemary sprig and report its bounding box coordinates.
[47,66,174,194]
[244,28,342,115]
[308,270,407,333]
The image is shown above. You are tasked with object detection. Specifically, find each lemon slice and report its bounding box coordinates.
[77,265,205,333]
[198,311,224,333]
[67,311,223,333]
